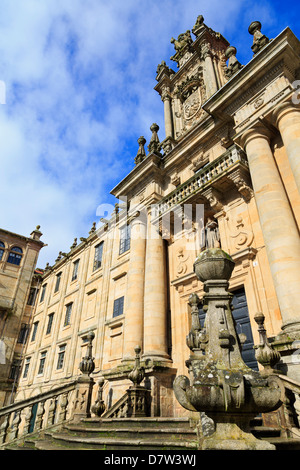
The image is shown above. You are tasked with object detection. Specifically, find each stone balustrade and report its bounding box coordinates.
[156,145,249,218]
[0,380,78,446]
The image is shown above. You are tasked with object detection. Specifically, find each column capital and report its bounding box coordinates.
[270,99,300,127]
[237,123,272,150]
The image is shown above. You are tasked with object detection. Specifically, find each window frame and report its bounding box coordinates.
[40,284,47,303]
[56,344,66,370]
[0,241,4,262]
[72,259,80,282]
[38,351,47,375]
[31,321,39,342]
[46,313,54,335]
[113,296,125,318]
[23,357,31,379]
[93,242,104,272]
[119,225,131,255]
[64,303,73,327]
[54,272,62,293]
[7,246,23,266]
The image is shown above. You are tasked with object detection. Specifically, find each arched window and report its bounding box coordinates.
[0,241,4,262]
[7,246,23,266]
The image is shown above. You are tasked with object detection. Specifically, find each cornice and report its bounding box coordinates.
[110,152,163,199]
[202,27,300,119]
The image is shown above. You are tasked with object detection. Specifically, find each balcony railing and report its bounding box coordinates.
[156,145,249,217]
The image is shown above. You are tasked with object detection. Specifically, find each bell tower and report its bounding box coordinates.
[155,15,230,150]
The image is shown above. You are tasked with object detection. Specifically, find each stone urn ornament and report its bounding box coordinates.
[174,248,283,450]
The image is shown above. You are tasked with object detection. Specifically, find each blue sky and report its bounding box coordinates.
[0,0,299,267]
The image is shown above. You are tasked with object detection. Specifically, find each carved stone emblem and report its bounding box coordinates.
[183,88,202,120]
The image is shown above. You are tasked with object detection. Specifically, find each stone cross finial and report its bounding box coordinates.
[135,136,146,165]
[248,21,269,54]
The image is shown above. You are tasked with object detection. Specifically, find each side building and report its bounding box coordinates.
[15,16,300,419]
[0,227,44,407]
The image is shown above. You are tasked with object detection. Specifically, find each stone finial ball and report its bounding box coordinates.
[193,248,235,282]
[248,21,262,35]
[225,46,237,59]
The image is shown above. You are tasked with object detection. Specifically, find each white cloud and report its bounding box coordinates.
[0,0,298,266]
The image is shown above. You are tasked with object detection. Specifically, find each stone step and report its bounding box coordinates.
[251,426,281,438]
[65,423,197,441]
[81,417,192,430]
[262,437,300,450]
[37,431,199,451]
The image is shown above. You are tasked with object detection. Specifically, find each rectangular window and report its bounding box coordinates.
[27,287,37,306]
[57,345,66,370]
[119,225,131,255]
[0,249,4,261]
[9,359,21,380]
[46,313,54,335]
[38,351,47,375]
[93,242,104,271]
[64,303,73,327]
[72,259,80,281]
[113,296,124,318]
[17,323,30,344]
[54,273,62,293]
[40,284,47,303]
[31,322,39,342]
[23,357,31,379]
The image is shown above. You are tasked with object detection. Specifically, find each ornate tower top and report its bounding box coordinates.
[155,15,230,143]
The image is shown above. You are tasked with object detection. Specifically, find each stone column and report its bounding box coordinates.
[161,87,173,139]
[241,125,300,336]
[122,213,147,362]
[142,212,171,363]
[273,101,300,194]
[202,46,218,98]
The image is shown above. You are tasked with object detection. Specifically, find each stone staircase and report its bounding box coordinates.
[9,417,199,451]
[5,416,300,451]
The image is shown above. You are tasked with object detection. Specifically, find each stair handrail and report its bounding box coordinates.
[0,379,79,446]
[277,374,300,437]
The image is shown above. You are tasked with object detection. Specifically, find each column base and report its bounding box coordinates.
[142,351,172,366]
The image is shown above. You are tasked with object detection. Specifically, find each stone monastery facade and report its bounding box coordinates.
[7,16,300,418]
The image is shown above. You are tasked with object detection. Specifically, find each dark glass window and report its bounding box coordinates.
[72,259,80,281]
[113,296,124,318]
[64,303,73,326]
[18,323,30,344]
[93,243,104,271]
[9,360,21,380]
[23,358,31,379]
[38,352,47,375]
[7,247,23,266]
[57,345,66,370]
[31,322,39,342]
[0,241,4,262]
[119,225,131,255]
[54,272,62,293]
[27,287,38,306]
[40,284,47,303]
[46,313,54,335]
